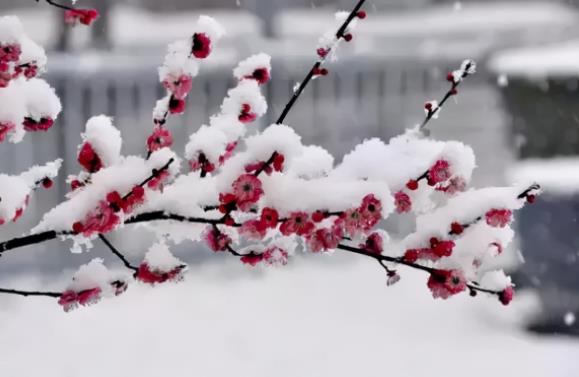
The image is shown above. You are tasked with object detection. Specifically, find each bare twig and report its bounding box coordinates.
[98,234,138,272]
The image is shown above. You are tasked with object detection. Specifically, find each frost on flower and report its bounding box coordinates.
[233,53,271,85]
[78,115,122,170]
[220,80,267,124]
[153,16,224,124]
[136,241,187,284]
[424,100,440,119]
[448,59,477,85]
[317,11,359,62]
[0,159,62,225]
[0,16,57,143]
[427,269,467,299]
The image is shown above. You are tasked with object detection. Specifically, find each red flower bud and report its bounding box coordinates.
[42,178,53,189]
[429,237,439,248]
[312,211,325,223]
[72,222,84,234]
[406,179,419,191]
[450,222,464,235]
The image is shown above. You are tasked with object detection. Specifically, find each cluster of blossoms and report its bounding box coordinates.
[0,3,541,312]
[151,16,224,127]
[71,186,146,237]
[0,17,59,143]
[58,259,128,312]
[135,242,187,284]
[0,159,61,226]
[185,53,271,176]
[63,8,99,27]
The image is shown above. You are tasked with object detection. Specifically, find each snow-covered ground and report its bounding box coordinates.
[1,254,578,377]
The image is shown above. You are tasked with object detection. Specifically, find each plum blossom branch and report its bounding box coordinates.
[0,159,176,256]
[130,158,175,199]
[420,59,476,131]
[250,1,368,189]
[276,0,366,125]
[0,4,533,310]
[336,243,504,298]
[448,183,541,236]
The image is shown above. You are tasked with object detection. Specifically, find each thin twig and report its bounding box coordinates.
[276,0,366,125]
[419,61,474,131]
[98,234,138,272]
[37,0,74,11]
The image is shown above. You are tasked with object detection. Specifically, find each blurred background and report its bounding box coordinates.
[0,1,579,375]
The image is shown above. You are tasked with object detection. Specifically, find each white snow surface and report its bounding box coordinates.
[0,258,577,377]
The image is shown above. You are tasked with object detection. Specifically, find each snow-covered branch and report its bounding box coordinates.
[0,0,542,312]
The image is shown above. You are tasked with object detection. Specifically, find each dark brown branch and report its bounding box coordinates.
[98,234,138,272]
[36,0,74,11]
[0,288,61,298]
[276,0,366,125]
[0,230,70,254]
[125,211,240,227]
[336,244,503,297]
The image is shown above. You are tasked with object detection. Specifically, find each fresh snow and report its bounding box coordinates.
[0,258,578,377]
